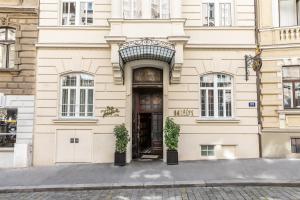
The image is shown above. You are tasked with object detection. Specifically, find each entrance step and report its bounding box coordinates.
[140,155,160,159]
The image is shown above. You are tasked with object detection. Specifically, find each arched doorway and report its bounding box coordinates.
[132,67,163,160]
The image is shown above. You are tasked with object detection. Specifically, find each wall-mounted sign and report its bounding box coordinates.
[249,102,256,108]
[174,109,194,117]
[101,106,120,118]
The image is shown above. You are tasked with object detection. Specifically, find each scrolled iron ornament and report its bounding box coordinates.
[119,38,175,50]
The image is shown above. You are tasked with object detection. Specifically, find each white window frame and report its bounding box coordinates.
[199,73,234,119]
[61,0,94,26]
[151,0,170,19]
[201,145,215,157]
[0,27,16,69]
[277,0,300,27]
[202,0,234,26]
[60,73,95,118]
[122,0,170,19]
[122,0,142,19]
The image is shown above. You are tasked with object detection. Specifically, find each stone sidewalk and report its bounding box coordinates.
[1,159,300,192]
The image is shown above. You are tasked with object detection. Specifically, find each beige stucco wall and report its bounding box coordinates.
[34,0,260,165]
[34,47,260,165]
[258,0,300,158]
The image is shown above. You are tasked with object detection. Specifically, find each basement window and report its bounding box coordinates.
[291,138,300,153]
[201,145,215,156]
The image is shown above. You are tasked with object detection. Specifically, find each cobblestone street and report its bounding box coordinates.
[1,186,300,200]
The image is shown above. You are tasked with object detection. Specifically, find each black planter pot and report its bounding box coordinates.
[167,150,178,165]
[114,152,126,166]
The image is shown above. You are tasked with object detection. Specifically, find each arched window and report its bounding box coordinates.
[200,73,233,118]
[0,27,16,69]
[60,73,94,118]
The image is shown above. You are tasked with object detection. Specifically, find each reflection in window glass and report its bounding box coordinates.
[203,3,215,26]
[220,3,231,26]
[200,74,233,118]
[0,108,17,147]
[61,73,94,117]
[62,1,93,26]
[283,66,300,109]
[123,0,142,19]
[283,82,293,108]
[291,138,300,153]
[0,28,16,69]
[0,29,5,40]
[279,0,297,26]
[0,45,6,69]
[80,2,93,25]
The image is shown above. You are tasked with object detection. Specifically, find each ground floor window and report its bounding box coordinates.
[291,138,300,153]
[0,108,17,147]
[61,73,94,118]
[283,66,300,109]
[201,145,215,156]
[200,73,233,118]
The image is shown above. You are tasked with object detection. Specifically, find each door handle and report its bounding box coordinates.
[70,138,74,143]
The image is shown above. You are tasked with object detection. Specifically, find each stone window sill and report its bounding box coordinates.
[278,110,300,115]
[53,118,98,124]
[0,147,14,152]
[0,68,21,75]
[196,118,240,123]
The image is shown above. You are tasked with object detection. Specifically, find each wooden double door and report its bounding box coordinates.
[132,88,163,159]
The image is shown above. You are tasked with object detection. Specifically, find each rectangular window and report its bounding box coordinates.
[62,0,93,26]
[0,108,17,148]
[200,74,233,118]
[61,74,94,118]
[0,28,16,69]
[201,145,215,156]
[123,0,142,19]
[291,138,300,153]
[202,3,215,26]
[202,1,232,26]
[283,66,300,109]
[151,0,169,19]
[62,2,76,25]
[220,3,231,26]
[80,2,93,25]
[279,0,298,26]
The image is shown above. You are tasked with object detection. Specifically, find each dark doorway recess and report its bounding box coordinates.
[132,68,163,160]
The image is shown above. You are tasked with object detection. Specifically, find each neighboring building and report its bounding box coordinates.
[0,0,38,167]
[258,0,300,158]
[34,0,259,166]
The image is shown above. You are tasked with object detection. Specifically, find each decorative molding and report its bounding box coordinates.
[53,118,98,124]
[196,119,240,123]
[119,38,175,50]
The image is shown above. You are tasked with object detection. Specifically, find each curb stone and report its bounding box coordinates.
[1,180,300,193]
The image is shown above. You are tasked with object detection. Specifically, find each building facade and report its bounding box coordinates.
[34,0,259,165]
[0,0,38,167]
[258,0,300,158]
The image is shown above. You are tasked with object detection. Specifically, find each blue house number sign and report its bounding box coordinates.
[249,102,256,107]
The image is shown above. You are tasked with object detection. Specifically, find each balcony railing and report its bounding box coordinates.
[277,26,300,44]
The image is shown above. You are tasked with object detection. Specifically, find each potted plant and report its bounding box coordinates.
[114,123,130,166]
[164,117,180,165]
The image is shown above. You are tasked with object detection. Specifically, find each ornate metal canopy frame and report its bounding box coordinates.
[119,38,176,84]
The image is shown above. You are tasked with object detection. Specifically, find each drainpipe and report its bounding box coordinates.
[254,0,263,158]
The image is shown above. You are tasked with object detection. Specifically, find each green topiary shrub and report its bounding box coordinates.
[164,117,180,151]
[114,124,130,153]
